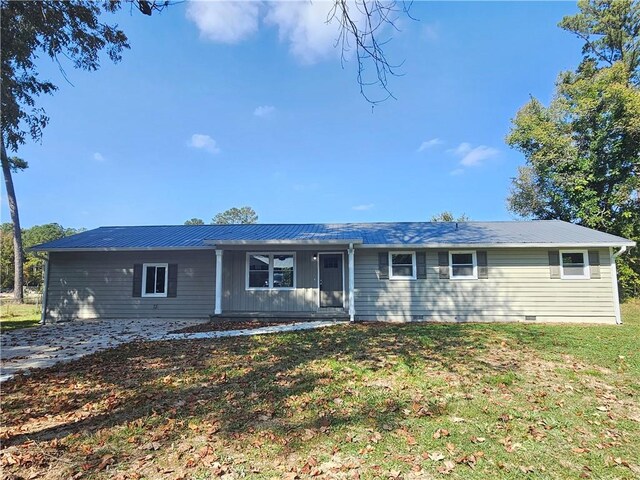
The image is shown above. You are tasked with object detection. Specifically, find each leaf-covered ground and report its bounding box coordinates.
[1,302,639,479]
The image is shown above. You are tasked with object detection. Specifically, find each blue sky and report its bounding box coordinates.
[3,1,584,229]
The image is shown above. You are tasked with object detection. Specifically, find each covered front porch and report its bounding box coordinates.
[208,240,360,321]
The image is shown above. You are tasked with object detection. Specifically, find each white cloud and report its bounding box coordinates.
[352,203,374,211]
[254,105,276,117]
[450,142,471,156]
[92,152,105,162]
[186,1,351,65]
[449,142,499,167]
[450,168,464,176]
[417,138,443,152]
[188,134,221,154]
[264,1,344,64]
[185,1,260,43]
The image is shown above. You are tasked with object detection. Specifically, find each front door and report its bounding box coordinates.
[319,254,344,308]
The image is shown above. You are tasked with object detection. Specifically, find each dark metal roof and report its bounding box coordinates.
[30,220,635,251]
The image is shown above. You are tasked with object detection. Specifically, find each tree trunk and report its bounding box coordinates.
[1,142,24,303]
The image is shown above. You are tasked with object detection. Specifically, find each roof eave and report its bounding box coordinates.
[29,240,636,252]
[29,246,218,253]
[358,241,636,249]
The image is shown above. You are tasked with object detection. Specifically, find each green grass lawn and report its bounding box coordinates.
[1,302,639,479]
[0,301,41,331]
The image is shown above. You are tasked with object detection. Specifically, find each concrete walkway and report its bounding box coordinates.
[164,320,347,340]
[0,318,345,383]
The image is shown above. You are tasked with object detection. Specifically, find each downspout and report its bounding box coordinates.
[610,246,627,325]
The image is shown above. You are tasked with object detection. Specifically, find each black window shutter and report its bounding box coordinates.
[167,264,178,297]
[132,264,143,297]
[438,251,449,279]
[588,250,601,279]
[416,251,427,279]
[378,252,389,280]
[548,251,560,279]
[477,250,488,279]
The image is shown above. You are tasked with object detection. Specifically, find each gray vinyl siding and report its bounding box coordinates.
[221,250,349,312]
[45,250,215,320]
[45,247,617,323]
[354,248,617,323]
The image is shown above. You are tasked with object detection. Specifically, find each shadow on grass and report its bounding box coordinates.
[1,322,509,453]
[0,318,40,331]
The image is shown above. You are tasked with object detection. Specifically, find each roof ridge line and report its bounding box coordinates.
[96,220,560,228]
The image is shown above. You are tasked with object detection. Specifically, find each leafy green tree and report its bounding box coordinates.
[507,0,640,298]
[213,207,258,225]
[1,1,175,301]
[1,1,131,302]
[0,223,82,290]
[23,224,82,287]
[430,211,470,222]
[184,218,205,225]
[559,0,640,83]
[0,223,14,290]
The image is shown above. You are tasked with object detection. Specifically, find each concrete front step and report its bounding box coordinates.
[210,311,349,321]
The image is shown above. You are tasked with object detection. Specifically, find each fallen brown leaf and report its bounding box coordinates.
[433,428,450,439]
[437,460,456,474]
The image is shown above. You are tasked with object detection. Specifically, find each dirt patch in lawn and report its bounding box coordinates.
[170,319,299,333]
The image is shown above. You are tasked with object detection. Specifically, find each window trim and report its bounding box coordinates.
[559,249,590,280]
[449,250,478,280]
[141,262,169,298]
[388,251,417,280]
[246,252,296,290]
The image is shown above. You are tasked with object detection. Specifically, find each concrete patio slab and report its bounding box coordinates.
[0,317,207,383]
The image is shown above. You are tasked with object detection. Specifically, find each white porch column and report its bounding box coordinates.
[215,249,223,315]
[348,244,355,322]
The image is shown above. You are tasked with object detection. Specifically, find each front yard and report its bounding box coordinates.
[1,303,639,479]
[0,301,41,331]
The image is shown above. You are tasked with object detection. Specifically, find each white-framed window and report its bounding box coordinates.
[142,263,168,297]
[449,251,477,279]
[389,251,416,280]
[560,250,590,279]
[246,253,296,290]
